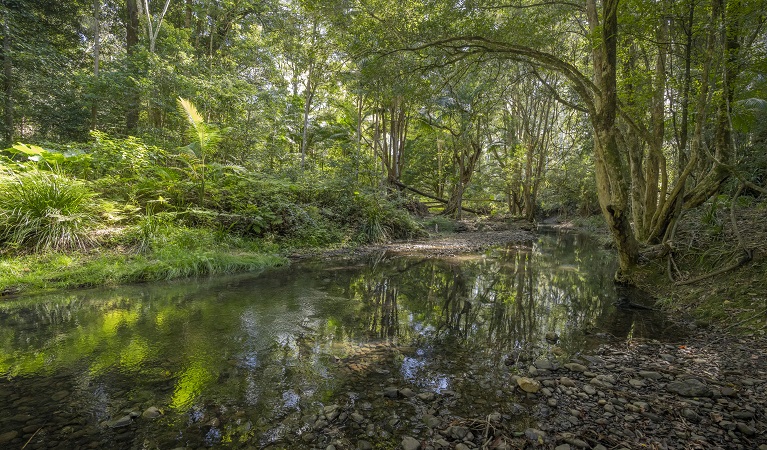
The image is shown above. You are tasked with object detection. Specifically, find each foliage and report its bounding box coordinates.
[0,169,104,252]
[0,233,285,295]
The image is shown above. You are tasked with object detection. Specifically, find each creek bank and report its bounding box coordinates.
[287,222,537,261]
[269,331,766,449]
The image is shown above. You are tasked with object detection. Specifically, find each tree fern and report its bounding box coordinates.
[177,97,222,203]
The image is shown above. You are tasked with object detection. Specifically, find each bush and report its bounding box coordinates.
[349,192,424,243]
[0,170,103,251]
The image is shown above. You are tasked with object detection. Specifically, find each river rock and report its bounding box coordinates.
[455,444,470,450]
[108,415,133,428]
[417,392,435,401]
[667,378,713,397]
[400,388,416,398]
[384,387,399,398]
[357,440,373,450]
[51,390,70,401]
[732,410,754,420]
[560,377,576,387]
[638,371,663,380]
[680,408,701,423]
[422,414,441,428]
[517,377,541,393]
[566,438,589,448]
[449,425,469,440]
[535,358,555,370]
[402,436,420,450]
[736,422,755,435]
[564,363,587,372]
[524,428,546,443]
[142,407,161,419]
[0,431,18,444]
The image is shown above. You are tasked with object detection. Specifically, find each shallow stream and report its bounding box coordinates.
[0,229,683,449]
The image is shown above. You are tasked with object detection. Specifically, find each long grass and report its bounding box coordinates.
[0,227,287,296]
[0,170,102,251]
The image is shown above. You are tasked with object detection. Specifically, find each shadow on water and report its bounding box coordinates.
[0,228,685,448]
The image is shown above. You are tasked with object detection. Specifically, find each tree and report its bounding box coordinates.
[126,0,140,132]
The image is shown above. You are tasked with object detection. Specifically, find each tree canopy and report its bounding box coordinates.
[1,0,766,279]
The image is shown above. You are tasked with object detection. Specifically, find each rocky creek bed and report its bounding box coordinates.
[266,330,767,450]
[1,329,764,449]
[1,227,765,450]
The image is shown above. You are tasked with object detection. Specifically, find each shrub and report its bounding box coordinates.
[350,193,424,243]
[0,170,103,252]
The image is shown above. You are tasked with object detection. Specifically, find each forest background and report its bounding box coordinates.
[0,0,765,323]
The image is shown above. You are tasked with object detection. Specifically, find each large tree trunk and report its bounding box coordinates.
[374,97,408,186]
[2,9,12,143]
[444,139,483,219]
[647,0,732,242]
[185,0,192,29]
[587,0,639,280]
[126,0,140,133]
[91,0,101,130]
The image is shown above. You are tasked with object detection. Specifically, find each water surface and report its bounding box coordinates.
[0,229,681,449]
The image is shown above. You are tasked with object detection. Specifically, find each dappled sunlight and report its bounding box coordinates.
[0,230,687,448]
[170,362,217,411]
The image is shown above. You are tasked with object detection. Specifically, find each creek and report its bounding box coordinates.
[0,229,683,449]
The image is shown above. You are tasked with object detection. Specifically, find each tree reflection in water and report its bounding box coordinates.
[0,229,683,449]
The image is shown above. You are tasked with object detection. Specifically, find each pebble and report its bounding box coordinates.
[142,406,161,419]
[535,358,555,370]
[524,428,546,442]
[400,388,416,398]
[638,371,663,380]
[0,431,18,444]
[736,422,755,435]
[667,378,713,397]
[681,408,700,422]
[423,414,441,428]
[564,363,587,372]
[384,387,399,398]
[402,436,420,450]
[565,438,589,448]
[51,390,70,401]
[517,377,541,393]
[108,415,132,428]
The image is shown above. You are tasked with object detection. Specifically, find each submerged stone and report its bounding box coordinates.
[517,377,541,393]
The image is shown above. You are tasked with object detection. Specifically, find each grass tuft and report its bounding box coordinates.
[0,170,103,252]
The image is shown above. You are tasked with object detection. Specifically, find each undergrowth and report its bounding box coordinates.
[0,226,286,295]
[0,135,426,296]
[639,197,767,334]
